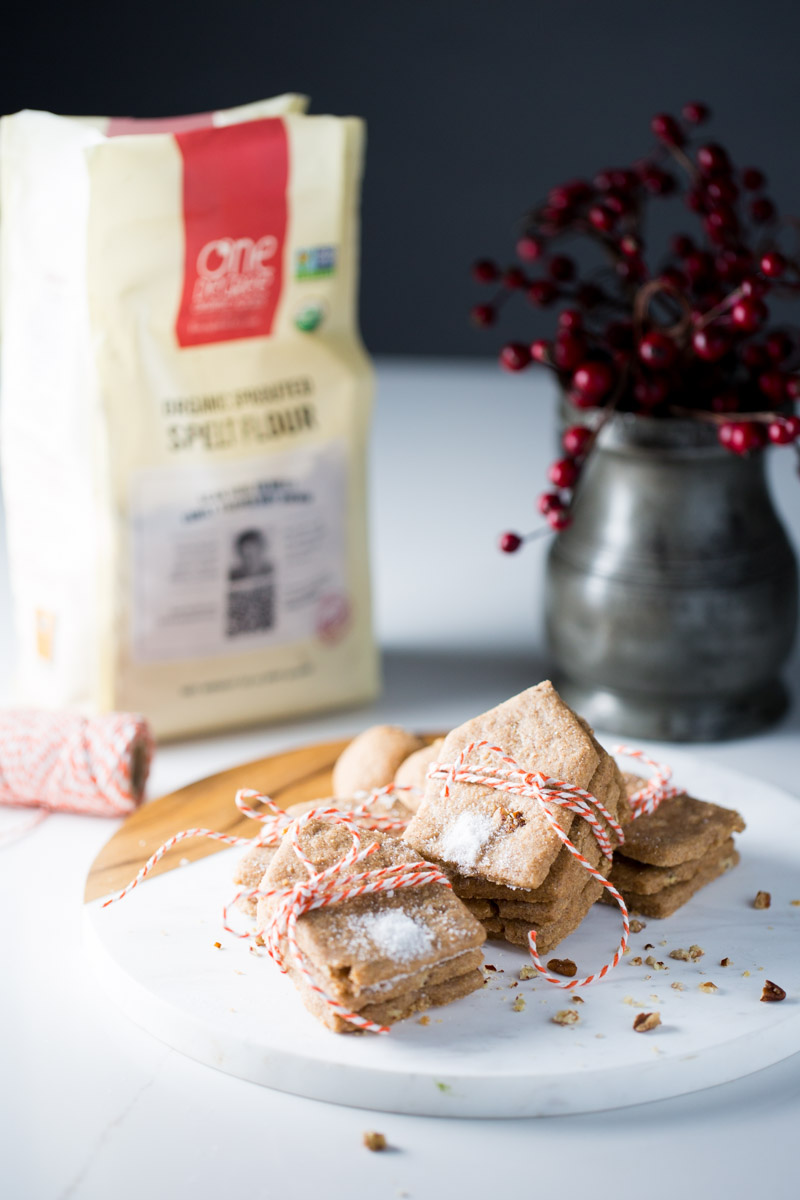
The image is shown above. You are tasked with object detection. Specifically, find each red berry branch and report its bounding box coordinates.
[470,102,800,553]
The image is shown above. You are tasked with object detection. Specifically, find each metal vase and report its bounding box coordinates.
[545,412,798,740]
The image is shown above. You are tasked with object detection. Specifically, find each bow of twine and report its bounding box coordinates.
[424,741,677,990]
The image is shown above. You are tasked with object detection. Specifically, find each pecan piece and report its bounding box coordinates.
[547,957,577,978]
[633,1011,661,1032]
[753,891,771,910]
[761,980,786,1002]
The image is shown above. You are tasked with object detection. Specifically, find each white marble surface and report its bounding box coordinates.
[2,359,800,1198]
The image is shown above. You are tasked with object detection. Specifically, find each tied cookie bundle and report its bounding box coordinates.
[106,680,746,1034]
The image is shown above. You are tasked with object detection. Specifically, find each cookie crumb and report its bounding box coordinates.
[645,956,666,970]
[753,891,771,910]
[519,965,536,980]
[761,980,786,1002]
[630,956,643,966]
[669,947,691,961]
[484,963,497,972]
[633,1011,661,1033]
[671,981,686,991]
[552,1008,579,1025]
[213,942,222,949]
[720,957,732,967]
[689,944,704,960]
[570,994,584,1004]
[742,970,751,977]
[644,943,654,950]
[363,1131,387,1152]
[698,981,718,994]
[417,1015,430,1026]
[791,900,800,907]
[629,919,646,933]
[546,957,577,978]
[512,994,526,1012]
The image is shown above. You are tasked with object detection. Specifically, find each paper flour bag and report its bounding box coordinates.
[0,100,378,738]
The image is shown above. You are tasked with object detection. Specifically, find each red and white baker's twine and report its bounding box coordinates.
[103,783,434,1034]
[0,710,153,818]
[428,741,631,989]
[252,808,451,1034]
[613,745,682,816]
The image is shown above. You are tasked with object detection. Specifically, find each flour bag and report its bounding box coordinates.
[0,99,379,737]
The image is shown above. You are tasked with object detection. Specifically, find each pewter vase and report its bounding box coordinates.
[545,413,798,740]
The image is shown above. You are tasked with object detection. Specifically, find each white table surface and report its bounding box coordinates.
[1,358,799,1200]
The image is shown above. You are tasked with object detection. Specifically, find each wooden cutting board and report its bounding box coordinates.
[84,734,441,904]
[83,736,353,903]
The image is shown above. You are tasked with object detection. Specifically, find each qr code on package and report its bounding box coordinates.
[226,584,275,636]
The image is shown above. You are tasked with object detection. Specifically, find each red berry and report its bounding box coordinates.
[499,531,522,553]
[731,297,768,333]
[620,234,641,258]
[651,113,685,146]
[787,377,800,399]
[672,234,694,258]
[571,361,615,404]
[707,177,739,204]
[638,331,677,369]
[766,331,793,362]
[588,204,615,232]
[558,308,583,331]
[697,143,730,174]
[549,254,576,282]
[760,251,787,278]
[751,197,776,224]
[767,417,800,444]
[530,339,551,363]
[548,508,573,532]
[719,421,764,454]
[604,189,634,216]
[554,332,586,371]
[617,257,647,283]
[562,425,594,457]
[682,101,710,124]
[503,266,527,289]
[634,376,670,408]
[686,188,707,213]
[548,458,580,488]
[516,235,543,262]
[472,259,499,283]
[527,279,558,307]
[642,167,676,195]
[706,207,739,237]
[537,491,564,516]
[692,327,729,362]
[758,370,787,403]
[500,343,531,372]
[685,250,713,282]
[470,303,496,327]
[741,167,766,191]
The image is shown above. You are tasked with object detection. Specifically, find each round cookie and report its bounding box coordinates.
[393,738,445,810]
[332,725,424,797]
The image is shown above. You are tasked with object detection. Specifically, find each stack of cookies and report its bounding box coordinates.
[232,788,418,920]
[605,772,745,918]
[256,818,486,1031]
[403,681,628,955]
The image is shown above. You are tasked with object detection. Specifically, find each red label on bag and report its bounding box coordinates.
[174,119,289,347]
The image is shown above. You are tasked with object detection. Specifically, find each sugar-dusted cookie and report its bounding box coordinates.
[332,725,425,797]
[256,819,486,1032]
[404,681,603,890]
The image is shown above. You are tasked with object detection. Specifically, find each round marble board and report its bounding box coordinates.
[84,742,800,1117]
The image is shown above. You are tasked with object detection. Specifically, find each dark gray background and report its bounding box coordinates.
[4,0,799,356]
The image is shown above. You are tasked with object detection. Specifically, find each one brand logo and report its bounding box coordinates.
[175,120,289,347]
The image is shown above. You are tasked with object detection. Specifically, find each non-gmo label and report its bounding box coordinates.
[129,443,349,662]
